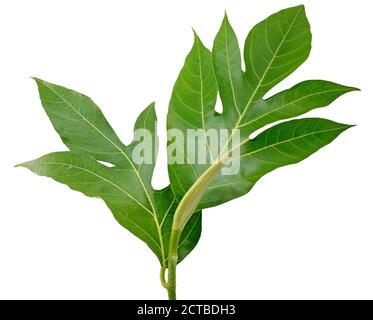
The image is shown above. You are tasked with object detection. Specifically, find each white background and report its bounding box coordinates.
[0,0,372,299]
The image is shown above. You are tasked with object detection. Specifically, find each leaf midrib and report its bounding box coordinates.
[196,39,214,161]
[235,125,347,161]
[38,161,154,214]
[237,88,350,130]
[223,18,241,117]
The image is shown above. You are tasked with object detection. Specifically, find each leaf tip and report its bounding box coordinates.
[338,123,356,134]
[14,161,29,169]
[219,10,232,29]
[338,84,360,95]
[349,86,361,92]
[192,28,205,45]
[147,101,156,116]
[31,76,42,83]
[191,29,207,51]
[293,4,306,13]
[191,27,199,40]
[31,77,48,89]
[223,10,229,20]
[283,4,307,20]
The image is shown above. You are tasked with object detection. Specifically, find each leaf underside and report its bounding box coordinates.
[18,79,202,266]
[167,5,356,209]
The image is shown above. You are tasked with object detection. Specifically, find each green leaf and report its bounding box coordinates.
[243,5,311,98]
[18,79,202,265]
[167,5,356,211]
[212,13,249,118]
[199,118,353,207]
[16,6,358,299]
[241,80,358,135]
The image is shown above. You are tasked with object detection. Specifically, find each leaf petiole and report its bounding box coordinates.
[166,161,223,299]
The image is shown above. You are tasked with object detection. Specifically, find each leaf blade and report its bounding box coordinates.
[168,6,356,214]
[212,13,249,117]
[33,78,129,168]
[243,5,311,96]
[198,118,353,208]
[239,80,359,134]
[21,79,202,265]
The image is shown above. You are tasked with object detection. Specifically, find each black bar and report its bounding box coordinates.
[0,300,371,319]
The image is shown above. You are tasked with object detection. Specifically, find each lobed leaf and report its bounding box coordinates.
[18,79,202,265]
[167,5,356,209]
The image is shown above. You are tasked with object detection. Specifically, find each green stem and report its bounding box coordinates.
[166,161,223,300]
[167,229,181,300]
